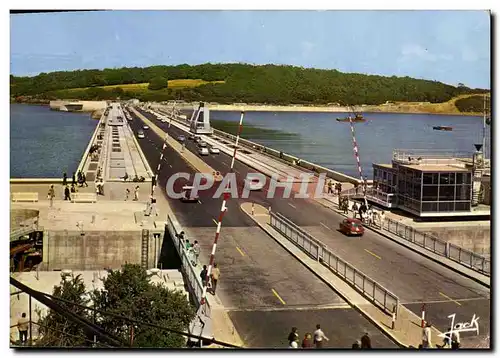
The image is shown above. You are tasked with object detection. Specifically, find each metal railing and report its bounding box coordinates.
[269,211,399,315]
[381,218,490,276]
[167,215,211,318]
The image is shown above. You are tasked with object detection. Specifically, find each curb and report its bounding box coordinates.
[240,205,407,349]
[315,198,491,289]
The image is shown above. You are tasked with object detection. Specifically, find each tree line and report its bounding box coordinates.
[10,63,488,108]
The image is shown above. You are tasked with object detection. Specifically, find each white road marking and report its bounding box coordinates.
[288,203,296,209]
[320,222,331,231]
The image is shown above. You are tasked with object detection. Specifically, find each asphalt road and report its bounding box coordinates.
[126,108,398,348]
[132,107,491,347]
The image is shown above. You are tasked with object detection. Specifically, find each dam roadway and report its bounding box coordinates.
[129,108,490,347]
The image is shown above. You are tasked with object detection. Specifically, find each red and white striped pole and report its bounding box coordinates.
[150,104,175,197]
[200,111,245,305]
[421,303,426,328]
[348,114,368,208]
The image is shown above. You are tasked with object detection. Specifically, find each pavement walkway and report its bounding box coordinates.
[240,202,445,349]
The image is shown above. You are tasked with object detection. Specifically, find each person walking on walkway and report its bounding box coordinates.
[352,202,358,218]
[81,172,88,187]
[302,333,314,349]
[70,184,77,194]
[210,263,220,295]
[327,180,333,194]
[62,172,67,187]
[313,324,329,349]
[77,171,83,187]
[133,186,139,201]
[192,240,200,266]
[200,265,208,286]
[125,188,130,201]
[422,322,433,348]
[64,185,71,201]
[361,332,372,348]
[47,185,55,207]
[288,327,299,346]
[17,312,29,345]
[72,172,76,186]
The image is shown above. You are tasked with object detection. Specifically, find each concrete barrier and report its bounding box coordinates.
[11,192,39,202]
[71,193,97,203]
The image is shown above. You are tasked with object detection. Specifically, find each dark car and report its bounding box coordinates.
[177,135,186,142]
[339,218,365,236]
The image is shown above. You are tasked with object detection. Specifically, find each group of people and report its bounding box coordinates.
[125,186,141,201]
[200,263,220,295]
[287,325,332,349]
[63,171,88,188]
[420,322,461,350]
[326,180,343,196]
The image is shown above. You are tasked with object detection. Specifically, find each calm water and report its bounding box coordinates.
[10,104,98,178]
[211,111,491,178]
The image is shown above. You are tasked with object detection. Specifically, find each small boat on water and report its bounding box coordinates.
[433,126,453,131]
[336,113,366,123]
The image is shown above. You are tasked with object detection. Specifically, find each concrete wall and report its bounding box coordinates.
[49,100,107,112]
[423,227,491,258]
[42,230,142,271]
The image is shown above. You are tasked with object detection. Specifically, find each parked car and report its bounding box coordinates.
[143,125,149,130]
[198,141,208,148]
[209,146,220,154]
[137,131,145,139]
[177,135,186,142]
[339,218,365,236]
[198,147,209,156]
[194,136,202,143]
[188,134,196,140]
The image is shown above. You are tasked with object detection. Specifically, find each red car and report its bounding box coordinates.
[339,218,365,236]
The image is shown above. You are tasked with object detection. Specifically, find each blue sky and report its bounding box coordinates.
[10,10,490,88]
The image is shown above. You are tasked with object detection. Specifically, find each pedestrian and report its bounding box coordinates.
[352,340,361,349]
[302,333,314,349]
[133,186,139,201]
[200,265,208,286]
[337,182,343,197]
[82,172,88,187]
[313,324,329,349]
[98,179,104,195]
[17,312,29,345]
[288,327,299,345]
[62,172,67,187]
[47,185,55,207]
[185,239,192,250]
[64,185,71,201]
[352,202,358,218]
[422,322,433,348]
[72,172,76,186]
[379,211,386,229]
[450,331,460,350]
[361,332,372,348]
[211,263,220,295]
[327,180,333,194]
[77,171,83,187]
[192,240,201,266]
[70,184,77,193]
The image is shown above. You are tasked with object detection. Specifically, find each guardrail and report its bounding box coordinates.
[11,192,39,202]
[269,211,399,315]
[381,217,490,276]
[167,214,211,318]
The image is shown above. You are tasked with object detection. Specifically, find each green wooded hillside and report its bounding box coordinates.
[10,63,487,107]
